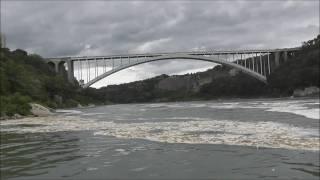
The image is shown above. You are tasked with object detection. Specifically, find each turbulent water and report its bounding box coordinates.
[0,98,319,179]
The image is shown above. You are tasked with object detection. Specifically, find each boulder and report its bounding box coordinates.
[29,103,53,116]
[293,89,305,97]
[293,86,320,97]
[13,114,23,119]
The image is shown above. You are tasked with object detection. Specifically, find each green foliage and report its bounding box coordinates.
[301,34,320,51]
[0,93,32,116]
[0,47,102,117]
[268,35,320,95]
[64,99,79,108]
[199,72,268,98]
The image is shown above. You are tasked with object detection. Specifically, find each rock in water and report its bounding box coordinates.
[29,103,53,116]
[13,114,23,119]
[293,86,320,97]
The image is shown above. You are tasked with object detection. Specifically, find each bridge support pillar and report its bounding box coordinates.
[283,51,288,62]
[274,52,280,67]
[53,62,60,73]
[67,61,75,84]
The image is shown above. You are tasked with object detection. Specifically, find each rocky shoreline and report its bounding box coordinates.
[293,86,320,97]
[0,103,55,120]
[1,93,319,121]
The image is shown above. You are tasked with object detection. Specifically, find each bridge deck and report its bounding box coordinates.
[46,47,300,61]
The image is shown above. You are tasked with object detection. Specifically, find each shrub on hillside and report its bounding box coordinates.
[0,93,32,116]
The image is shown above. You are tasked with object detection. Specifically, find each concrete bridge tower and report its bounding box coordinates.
[47,58,75,84]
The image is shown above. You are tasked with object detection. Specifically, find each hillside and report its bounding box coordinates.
[268,35,320,95]
[0,47,103,117]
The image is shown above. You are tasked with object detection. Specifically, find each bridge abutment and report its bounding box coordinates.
[47,59,75,84]
[274,52,280,67]
[283,51,288,62]
[53,62,60,73]
[66,61,75,84]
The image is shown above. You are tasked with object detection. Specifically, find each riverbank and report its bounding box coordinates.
[0,103,54,120]
[76,94,319,108]
[2,94,318,121]
[0,102,100,120]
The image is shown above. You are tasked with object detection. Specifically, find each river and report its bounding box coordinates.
[0,98,319,179]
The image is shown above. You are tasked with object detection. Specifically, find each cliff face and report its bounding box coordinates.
[293,86,320,97]
[157,75,201,92]
[156,66,238,93]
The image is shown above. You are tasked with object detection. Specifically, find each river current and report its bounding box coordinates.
[0,98,319,179]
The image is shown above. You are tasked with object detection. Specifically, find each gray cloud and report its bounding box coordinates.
[1,0,319,87]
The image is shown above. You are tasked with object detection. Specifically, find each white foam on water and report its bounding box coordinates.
[130,167,148,172]
[55,109,82,114]
[188,104,208,108]
[1,115,318,151]
[145,99,319,120]
[114,148,130,156]
[81,113,106,116]
[223,102,240,105]
[260,100,319,120]
[205,99,320,120]
[114,149,126,152]
[147,103,186,108]
[304,102,320,105]
[125,117,210,122]
[209,104,250,109]
[95,120,320,151]
[86,167,98,171]
[152,117,210,121]
[266,106,319,120]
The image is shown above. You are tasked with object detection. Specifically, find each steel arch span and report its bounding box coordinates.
[46,48,300,88]
[83,54,267,88]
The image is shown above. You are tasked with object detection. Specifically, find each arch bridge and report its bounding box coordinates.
[46,48,300,88]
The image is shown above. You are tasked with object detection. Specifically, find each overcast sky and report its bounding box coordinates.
[1,0,319,88]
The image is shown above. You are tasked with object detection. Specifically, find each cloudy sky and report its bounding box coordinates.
[1,0,319,88]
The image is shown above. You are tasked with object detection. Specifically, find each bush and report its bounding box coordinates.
[64,99,79,108]
[0,94,32,116]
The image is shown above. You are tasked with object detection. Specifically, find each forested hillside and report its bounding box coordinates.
[268,35,320,95]
[0,47,102,116]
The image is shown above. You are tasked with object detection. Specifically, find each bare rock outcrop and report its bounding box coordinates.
[29,103,54,116]
[293,86,320,97]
